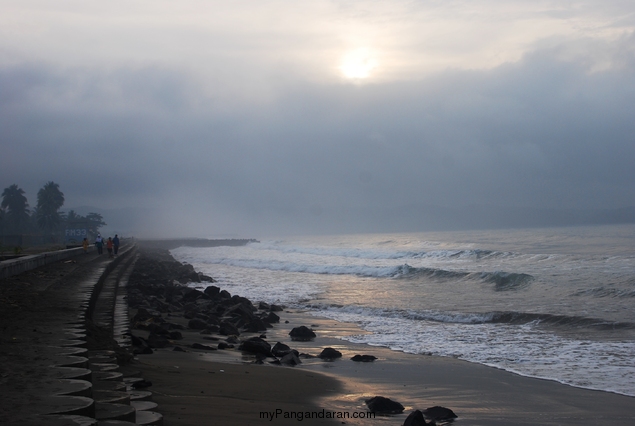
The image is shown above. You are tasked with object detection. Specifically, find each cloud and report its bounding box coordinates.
[1,2,634,237]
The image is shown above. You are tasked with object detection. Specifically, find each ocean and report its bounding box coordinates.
[171,224,635,397]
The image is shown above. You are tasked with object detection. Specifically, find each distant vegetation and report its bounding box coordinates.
[0,182,106,249]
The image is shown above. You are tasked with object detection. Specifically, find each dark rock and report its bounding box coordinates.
[133,308,162,322]
[194,313,211,322]
[258,301,270,310]
[219,321,240,336]
[219,289,231,299]
[225,302,256,318]
[199,273,215,282]
[181,287,204,302]
[271,342,293,357]
[133,346,153,355]
[206,325,220,333]
[182,302,199,314]
[176,263,201,283]
[147,332,170,348]
[351,354,377,362]
[365,396,404,414]
[319,347,343,359]
[232,295,257,309]
[403,410,427,426]
[270,304,284,312]
[289,326,316,341]
[204,285,221,298]
[168,331,183,340]
[188,318,209,330]
[130,335,147,347]
[217,342,234,350]
[173,346,186,352]
[244,318,269,332]
[226,336,240,344]
[147,296,170,313]
[134,320,158,333]
[263,311,280,324]
[149,324,169,335]
[191,343,217,351]
[422,406,457,421]
[131,380,152,389]
[239,337,272,356]
[280,352,302,366]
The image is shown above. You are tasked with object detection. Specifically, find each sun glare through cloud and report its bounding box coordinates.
[339,48,377,80]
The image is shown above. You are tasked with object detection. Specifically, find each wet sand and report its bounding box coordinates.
[132,309,635,426]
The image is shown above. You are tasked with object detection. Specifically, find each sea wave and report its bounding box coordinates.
[309,305,635,331]
[571,286,635,298]
[394,266,533,290]
[250,241,511,261]
[172,248,535,289]
[477,271,534,290]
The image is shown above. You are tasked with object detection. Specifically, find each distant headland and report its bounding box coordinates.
[137,238,259,250]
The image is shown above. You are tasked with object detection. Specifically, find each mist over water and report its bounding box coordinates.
[173,224,635,396]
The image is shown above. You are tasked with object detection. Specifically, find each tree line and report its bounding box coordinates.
[0,182,106,246]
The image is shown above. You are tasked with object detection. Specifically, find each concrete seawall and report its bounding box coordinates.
[0,246,95,280]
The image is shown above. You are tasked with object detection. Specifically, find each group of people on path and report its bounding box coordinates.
[83,233,120,258]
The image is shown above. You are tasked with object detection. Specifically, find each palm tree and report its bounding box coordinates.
[1,184,30,234]
[66,210,80,221]
[0,206,5,241]
[86,212,107,239]
[36,181,65,238]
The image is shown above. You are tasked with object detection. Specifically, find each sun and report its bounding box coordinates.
[340,48,377,80]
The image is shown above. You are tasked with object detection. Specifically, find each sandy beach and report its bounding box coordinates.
[131,307,635,426]
[1,245,633,425]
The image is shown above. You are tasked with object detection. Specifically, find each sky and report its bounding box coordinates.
[1,1,634,238]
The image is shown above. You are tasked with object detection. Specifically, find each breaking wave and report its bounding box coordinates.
[311,305,635,331]
[250,241,510,261]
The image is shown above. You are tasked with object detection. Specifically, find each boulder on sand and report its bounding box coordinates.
[318,347,342,359]
[271,342,293,357]
[351,354,377,362]
[280,352,302,366]
[422,406,457,421]
[403,410,427,426]
[239,337,272,357]
[365,396,404,414]
[289,326,316,341]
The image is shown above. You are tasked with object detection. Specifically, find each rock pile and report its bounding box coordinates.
[127,250,285,355]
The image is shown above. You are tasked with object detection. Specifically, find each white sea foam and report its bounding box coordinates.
[311,306,635,397]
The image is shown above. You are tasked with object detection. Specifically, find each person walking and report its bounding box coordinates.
[106,237,114,258]
[113,234,120,255]
[95,234,103,255]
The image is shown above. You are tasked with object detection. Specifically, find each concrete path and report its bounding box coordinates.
[0,245,163,425]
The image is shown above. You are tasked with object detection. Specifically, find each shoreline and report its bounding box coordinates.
[127,246,635,425]
[292,309,635,399]
[251,309,635,425]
